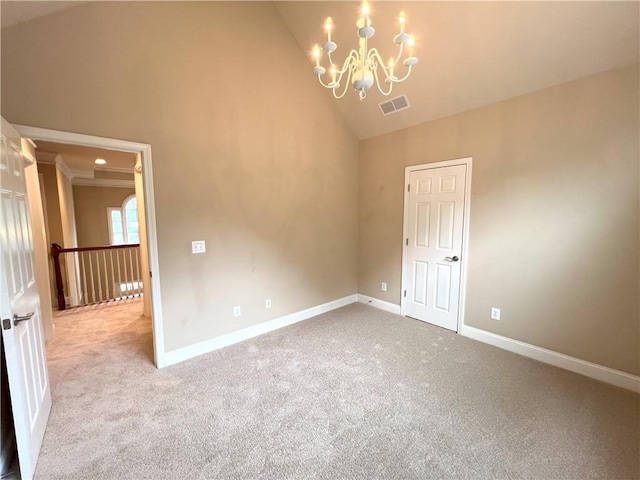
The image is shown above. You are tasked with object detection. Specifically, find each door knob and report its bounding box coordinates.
[13,312,34,326]
[444,256,459,262]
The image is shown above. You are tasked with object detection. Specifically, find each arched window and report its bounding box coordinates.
[107,195,140,245]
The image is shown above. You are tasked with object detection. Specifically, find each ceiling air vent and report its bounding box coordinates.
[378,94,411,116]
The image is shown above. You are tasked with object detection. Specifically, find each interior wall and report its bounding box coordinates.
[36,163,63,247]
[359,65,639,375]
[73,185,135,247]
[0,2,359,353]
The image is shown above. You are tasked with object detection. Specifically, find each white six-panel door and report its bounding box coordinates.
[403,163,468,331]
[1,118,51,480]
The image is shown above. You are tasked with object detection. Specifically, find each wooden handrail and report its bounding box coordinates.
[51,243,141,310]
[53,243,140,254]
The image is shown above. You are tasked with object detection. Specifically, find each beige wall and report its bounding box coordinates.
[94,170,134,181]
[73,186,134,247]
[359,65,639,375]
[1,2,359,352]
[36,163,63,247]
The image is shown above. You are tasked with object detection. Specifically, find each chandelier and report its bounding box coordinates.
[311,1,418,101]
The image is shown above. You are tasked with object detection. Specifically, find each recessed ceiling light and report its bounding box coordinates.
[95,158,106,165]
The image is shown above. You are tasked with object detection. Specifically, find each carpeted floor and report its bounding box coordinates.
[36,299,639,479]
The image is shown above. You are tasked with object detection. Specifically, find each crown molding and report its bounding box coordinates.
[94,165,134,174]
[35,151,58,164]
[72,178,135,188]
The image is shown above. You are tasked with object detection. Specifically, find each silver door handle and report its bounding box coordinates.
[444,256,459,262]
[13,312,34,326]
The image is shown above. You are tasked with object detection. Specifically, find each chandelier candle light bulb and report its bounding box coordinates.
[325,17,333,43]
[408,36,415,58]
[362,2,370,24]
[311,1,418,101]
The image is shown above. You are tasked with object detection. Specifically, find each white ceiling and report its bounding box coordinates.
[35,141,136,176]
[2,1,639,140]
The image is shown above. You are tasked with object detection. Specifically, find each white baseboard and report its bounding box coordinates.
[357,294,401,315]
[461,324,640,393]
[163,294,358,367]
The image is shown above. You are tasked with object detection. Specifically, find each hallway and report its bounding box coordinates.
[47,299,152,367]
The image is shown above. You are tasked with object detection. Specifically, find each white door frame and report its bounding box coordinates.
[13,125,166,368]
[400,157,473,333]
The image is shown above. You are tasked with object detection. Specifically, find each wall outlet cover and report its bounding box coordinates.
[381,282,387,292]
[233,306,241,317]
[491,307,501,320]
[192,240,206,254]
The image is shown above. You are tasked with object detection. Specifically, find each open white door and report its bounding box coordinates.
[1,118,51,480]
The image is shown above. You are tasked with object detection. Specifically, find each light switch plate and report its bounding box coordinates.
[192,240,206,254]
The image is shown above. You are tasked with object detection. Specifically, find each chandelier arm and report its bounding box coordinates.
[339,50,360,74]
[333,67,354,99]
[316,75,336,89]
[372,63,394,96]
[393,64,414,83]
[394,43,405,65]
[368,48,393,82]
[332,51,359,93]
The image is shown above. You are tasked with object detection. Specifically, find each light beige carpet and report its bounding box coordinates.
[36,299,639,479]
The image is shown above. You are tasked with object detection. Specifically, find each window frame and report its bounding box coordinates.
[107,194,139,245]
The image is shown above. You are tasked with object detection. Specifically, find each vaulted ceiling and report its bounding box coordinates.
[2,1,639,141]
[275,1,639,139]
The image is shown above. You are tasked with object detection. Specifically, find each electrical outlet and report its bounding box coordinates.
[191,240,206,254]
[491,307,501,320]
[381,282,387,292]
[233,306,241,317]
[265,298,272,309]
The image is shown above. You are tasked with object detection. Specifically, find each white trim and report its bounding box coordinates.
[72,177,135,188]
[106,207,119,245]
[54,156,74,181]
[461,325,640,393]
[400,157,473,332]
[356,294,401,315]
[163,294,358,367]
[34,151,57,164]
[94,165,134,174]
[16,125,151,153]
[13,125,167,369]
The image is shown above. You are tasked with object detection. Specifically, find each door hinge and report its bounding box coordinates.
[407,184,410,192]
[149,271,153,278]
[403,290,407,297]
[2,318,11,330]
[405,238,408,246]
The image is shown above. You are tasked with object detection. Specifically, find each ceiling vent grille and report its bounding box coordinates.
[378,94,411,116]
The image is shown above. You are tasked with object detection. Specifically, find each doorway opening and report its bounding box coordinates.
[13,125,166,368]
